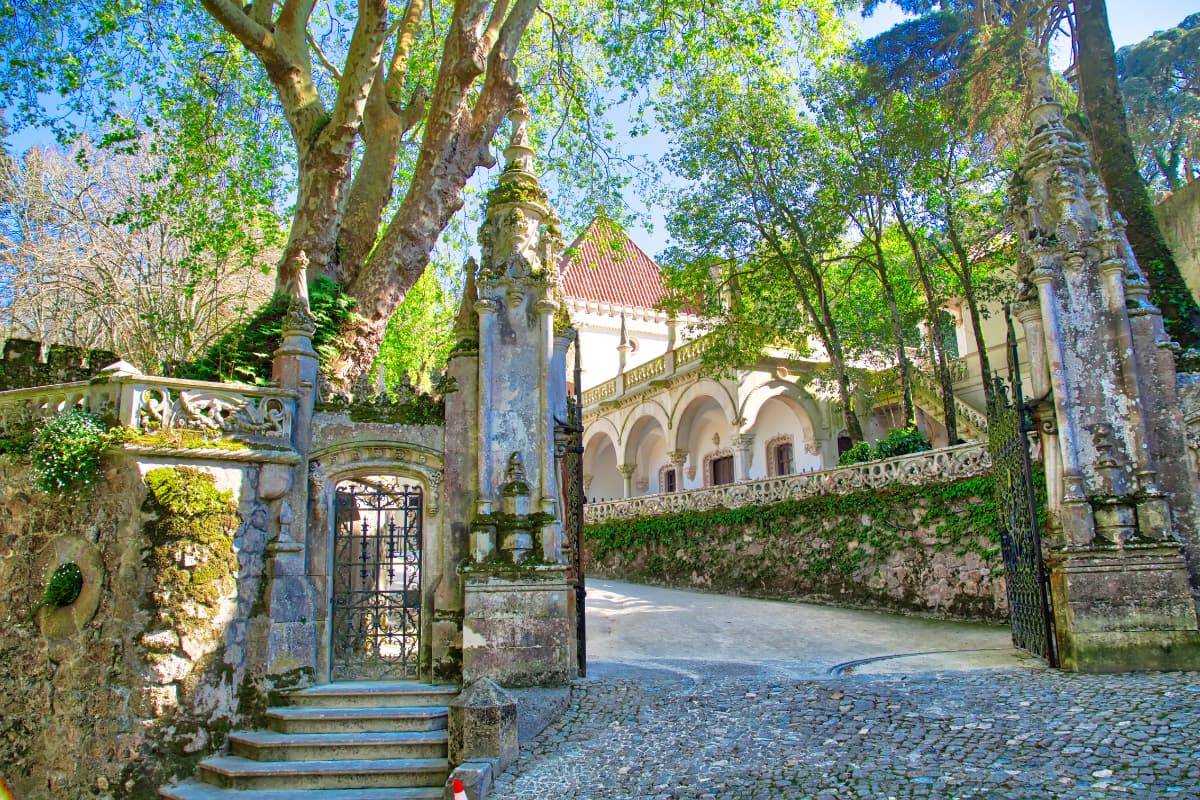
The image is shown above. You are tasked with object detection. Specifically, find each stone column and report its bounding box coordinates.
[665,316,678,374]
[618,463,636,498]
[733,434,756,481]
[1010,45,1200,671]
[458,98,575,688]
[1015,300,1064,528]
[263,296,320,681]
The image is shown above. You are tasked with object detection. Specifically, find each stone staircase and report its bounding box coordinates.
[160,682,458,800]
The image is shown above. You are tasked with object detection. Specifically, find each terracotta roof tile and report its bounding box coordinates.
[559,217,666,310]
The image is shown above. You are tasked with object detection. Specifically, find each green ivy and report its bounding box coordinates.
[585,472,1047,610]
[29,411,113,493]
[179,275,358,385]
[42,562,84,608]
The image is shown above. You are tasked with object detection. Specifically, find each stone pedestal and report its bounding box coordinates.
[447,678,519,772]
[462,567,574,688]
[1049,546,1200,671]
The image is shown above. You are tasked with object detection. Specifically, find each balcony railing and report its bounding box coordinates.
[0,367,298,449]
[584,442,991,524]
[624,355,666,387]
[581,378,618,407]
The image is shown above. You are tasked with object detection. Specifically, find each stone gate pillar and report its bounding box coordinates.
[452,98,576,687]
[1011,46,1200,671]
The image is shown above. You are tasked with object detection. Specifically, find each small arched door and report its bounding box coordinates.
[330,475,423,681]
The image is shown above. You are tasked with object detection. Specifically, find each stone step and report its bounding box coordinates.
[284,682,460,709]
[198,756,449,791]
[266,705,449,734]
[229,730,448,762]
[160,780,443,800]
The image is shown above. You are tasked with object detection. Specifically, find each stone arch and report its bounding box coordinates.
[582,417,619,455]
[669,378,739,452]
[307,439,445,683]
[620,403,670,466]
[582,428,621,502]
[739,380,819,442]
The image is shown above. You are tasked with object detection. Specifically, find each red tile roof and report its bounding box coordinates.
[559,216,666,310]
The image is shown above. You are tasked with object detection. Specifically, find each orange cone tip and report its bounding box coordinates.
[452,777,468,800]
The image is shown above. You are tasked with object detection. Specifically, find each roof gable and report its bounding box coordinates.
[559,216,666,311]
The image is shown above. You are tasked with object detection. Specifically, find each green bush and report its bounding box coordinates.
[874,425,932,460]
[837,426,931,466]
[180,275,358,385]
[837,441,873,466]
[30,411,112,493]
[43,562,84,607]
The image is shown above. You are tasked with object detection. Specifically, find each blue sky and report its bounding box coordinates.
[618,0,1200,260]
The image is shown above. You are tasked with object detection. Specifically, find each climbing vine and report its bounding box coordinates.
[29,411,113,493]
[586,472,1046,619]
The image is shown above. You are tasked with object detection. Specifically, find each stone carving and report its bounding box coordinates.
[138,387,292,444]
[586,443,992,524]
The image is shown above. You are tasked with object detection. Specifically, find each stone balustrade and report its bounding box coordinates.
[581,378,618,406]
[624,355,666,387]
[673,336,710,367]
[584,442,992,524]
[910,367,989,436]
[0,366,298,449]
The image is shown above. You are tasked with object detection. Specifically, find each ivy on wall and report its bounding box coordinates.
[586,472,1046,619]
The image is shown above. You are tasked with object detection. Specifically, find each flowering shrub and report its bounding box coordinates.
[30,411,112,493]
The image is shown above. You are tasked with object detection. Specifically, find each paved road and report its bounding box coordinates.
[489,581,1200,800]
[586,580,1034,677]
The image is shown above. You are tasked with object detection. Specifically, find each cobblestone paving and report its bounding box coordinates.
[491,665,1200,799]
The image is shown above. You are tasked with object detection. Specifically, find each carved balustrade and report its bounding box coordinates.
[0,372,298,448]
[584,442,992,524]
[624,356,666,388]
[581,378,617,407]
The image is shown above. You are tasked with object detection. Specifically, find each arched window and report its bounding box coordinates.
[765,434,795,477]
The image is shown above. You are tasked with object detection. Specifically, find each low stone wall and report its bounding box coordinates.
[585,474,1015,621]
[0,451,280,799]
[1,336,119,390]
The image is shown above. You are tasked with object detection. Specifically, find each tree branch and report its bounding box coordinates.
[199,0,276,59]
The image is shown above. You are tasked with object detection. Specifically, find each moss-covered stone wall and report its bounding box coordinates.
[0,454,275,799]
[585,474,1018,621]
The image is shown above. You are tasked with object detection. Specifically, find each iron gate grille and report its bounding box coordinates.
[987,310,1058,667]
[331,479,422,681]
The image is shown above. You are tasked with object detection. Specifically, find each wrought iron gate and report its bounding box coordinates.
[331,479,423,681]
[987,310,1058,666]
[555,337,587,676]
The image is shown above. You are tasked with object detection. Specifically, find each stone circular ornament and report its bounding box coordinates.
[36,536,105,640]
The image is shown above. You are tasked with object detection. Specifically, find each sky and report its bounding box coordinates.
[617,0,1200,261]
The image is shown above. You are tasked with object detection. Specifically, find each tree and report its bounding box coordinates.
[659,73,867,442]
[2,0,846,381]
[1073,0,1200,352]
[375,265,457,392]
[1115,13,1200,191]
[0,141,277,371]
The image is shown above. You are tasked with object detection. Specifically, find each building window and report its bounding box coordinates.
[711,455,734,485]
[664,468,677,493]
[774,443,794,476]
[765,434,795,477]
[837,433,852,456]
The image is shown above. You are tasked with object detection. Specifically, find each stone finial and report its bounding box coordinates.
[454,258,479,340]
[503,94,535,173]
[503,452,528,489]
[98,359,142,378]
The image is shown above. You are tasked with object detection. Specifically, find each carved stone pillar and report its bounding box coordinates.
[733,434,756,481]
[1011,45,1200,671]
[456,98,575,687]
[618,463,636,499]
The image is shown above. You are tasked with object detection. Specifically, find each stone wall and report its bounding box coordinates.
[1159,180,1200,304]
[0,451,278,799]
[0,337,119,391]
[585,474,1013,621]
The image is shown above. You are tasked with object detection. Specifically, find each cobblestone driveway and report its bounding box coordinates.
[491,665,1200,799]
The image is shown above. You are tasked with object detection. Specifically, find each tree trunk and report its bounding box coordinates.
[945,217,993,404]
[1074,0,1200,351]
[895,205,959,443]
[871,240,914,425]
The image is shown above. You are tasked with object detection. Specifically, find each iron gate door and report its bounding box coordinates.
[987,310,1058,667]
[331,479,423,681]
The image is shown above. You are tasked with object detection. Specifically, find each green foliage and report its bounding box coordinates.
[375,267,457,392]
[144,466,235,518]
[42,562,83,608]
[874,425,932,459]
[29,411,112,493]
[837,441,873,466]
[838,425,931,465]
[180,276,358,384]
[1116,13,1200,190]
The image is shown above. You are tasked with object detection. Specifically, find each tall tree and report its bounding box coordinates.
[1073,0,1200,352]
